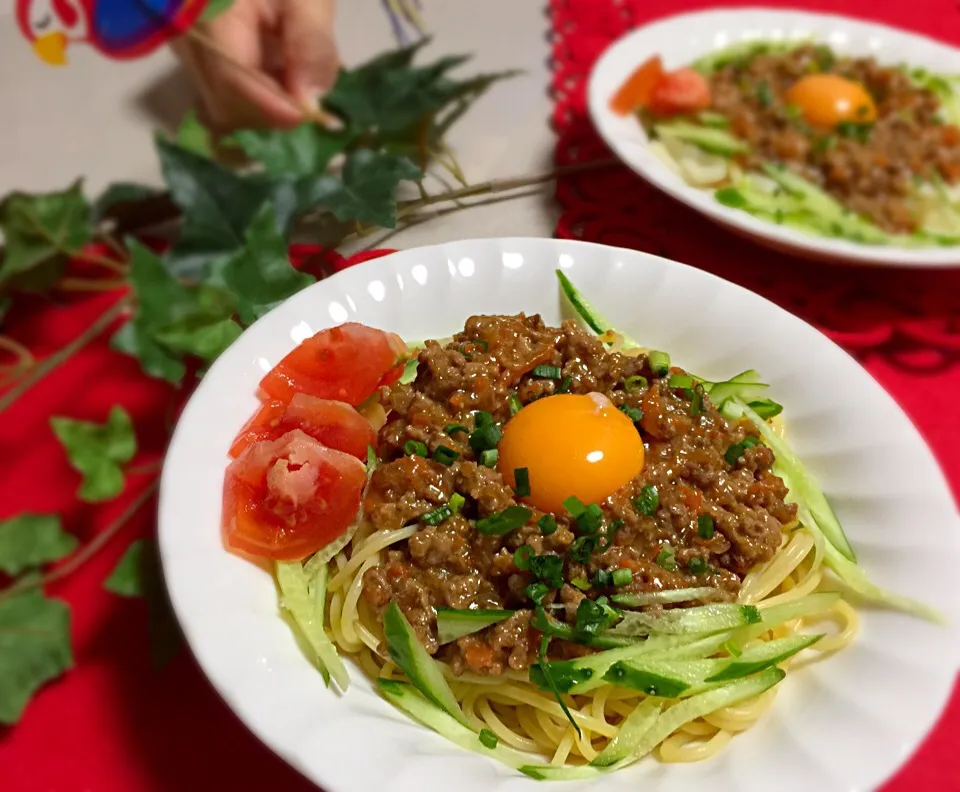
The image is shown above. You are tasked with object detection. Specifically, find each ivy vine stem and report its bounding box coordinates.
[0,296,131,415]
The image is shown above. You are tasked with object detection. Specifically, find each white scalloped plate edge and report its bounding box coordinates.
[587,7,960,267]
[159,237,960,792]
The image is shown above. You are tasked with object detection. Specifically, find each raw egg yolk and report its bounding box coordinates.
[498,393,645,514]
[785,74,877,128]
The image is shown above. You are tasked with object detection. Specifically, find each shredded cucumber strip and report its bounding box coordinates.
[611,587,720,607]
[590,699,662,767]
[611,602,761,637]
[556,270,642,349]
[276,561,350,691]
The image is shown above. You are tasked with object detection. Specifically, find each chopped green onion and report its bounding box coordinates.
[574,598,619,638]
[557,376,573,394]
[535,634,581,737]
[602,519,624,549]
[403,440,428,457]
[594,568,612,587]
[624,375,648,393]
[689,556,708,575]
[529,554,565,589]
[514,545,534,571]
[508,394,523,415]
[632,485,659,516]
[526,582,549,603]
[480,449,499,467]
[476,505,531,536]
[563,496,586,517]
[756,79,773,108]
[656,544,677,571]
[690,386,704,417]
[724,640,743,658]
[619,405,643,423]
[668,373,694,390]
[538,515,558,536]
[568,535,599,563]
[449,493,466,514]
[422,504,452,526]
[532,364,562,379]
[725,443,745,466]
[697,514,715,539]
[433,445,460,466]
[514,467,531,498]
[648,351,671,376]
[445,424,469,437]
[571,576,591,591]
[366,444,378,470]
[459,340,489,359]
[576,503,604,535]
[743,435,761,449]
[478,728,498,749]
[469,419,502,453]
[612,568,633,587]
[474,411,494,428]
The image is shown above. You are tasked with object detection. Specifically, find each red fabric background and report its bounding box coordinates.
[549,1,960,789]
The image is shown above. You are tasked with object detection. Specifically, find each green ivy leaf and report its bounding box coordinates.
[91,182,161,224]
[0,589,73,725]
[0,514,78,577]
[200,0,234,22]
[104,539,182,669]
[221,205,315,324]
[104,539,145,597]
[305,149,421,228]
[50,406,137,503]
[112,241,241,382]
[0,180,92,290]
[176,109,214,159]
[230,125,354,179]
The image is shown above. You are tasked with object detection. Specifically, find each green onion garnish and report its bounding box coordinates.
[474,411,494,428]
[536,634,581,737]
[568,535,598,563]
[449,493,466,514]
[403,440,428,457]
[526,582,549,604]
[725,443,745,466]
[529,554,564,589]
[656,544,677,571]
[514,467,531,498]
[624,375,648,393]
[433,445,460,466]
[742,435,761,450]
[480,449,498,467]
[668,373,694,390]
[538,515,558,536]
[476,505,531,535]
[691,386,704,416]
[563,496,586,517]
[756,79,773,108]
[459,340,488,359]
[479,729,498,749]
[576,503,604,535]
[469,414,501,453]
[697,514,715,540]
[444,424,469,437]
[532,364,562,379]
[557,375,573,394]
[514,545,533,571]
[508,394,523,415]
[612,568,633,586]
[724,640,743,658]
[689,556,708,575]
[632,485,659,516]
[648,351,671,376]
[571,576,591,591]
[594,569,612,587]
[366,444,378,470]
[618,404,643,423]
[422,505,452,526]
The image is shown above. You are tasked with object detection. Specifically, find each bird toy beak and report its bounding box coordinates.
[32,32,68,65]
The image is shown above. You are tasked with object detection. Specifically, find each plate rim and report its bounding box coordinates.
[158,236,960,792]
[586,6,960,268]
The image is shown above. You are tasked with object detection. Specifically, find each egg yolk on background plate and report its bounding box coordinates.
[785,74,877,128]
[498,393,645,513]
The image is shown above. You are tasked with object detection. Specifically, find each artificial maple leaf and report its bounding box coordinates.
[50,406,137,503]
[0,515,77,577]
[230,125,356,179]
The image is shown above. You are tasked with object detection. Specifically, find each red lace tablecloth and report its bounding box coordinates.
[551,0,960,789]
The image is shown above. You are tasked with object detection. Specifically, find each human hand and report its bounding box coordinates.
[173,0,339,132]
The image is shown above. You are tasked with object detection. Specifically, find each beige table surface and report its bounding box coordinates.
[0,0,557,251]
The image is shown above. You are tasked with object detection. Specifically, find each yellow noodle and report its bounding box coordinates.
[327,524,417,592]
[659,728,733,763]
[477,698,540,751]
[806,600,860,654]
[740,528,814,604]
[551,729,576,765]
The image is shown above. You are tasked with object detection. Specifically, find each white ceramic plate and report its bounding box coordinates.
[159,238,960,792]
[587,8,960,268]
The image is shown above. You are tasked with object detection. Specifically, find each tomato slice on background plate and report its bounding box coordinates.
[229,393,376,459]
[223,429,367,560]
[259,323,408,406]
[648,67,712,116]
[610,55,664,115]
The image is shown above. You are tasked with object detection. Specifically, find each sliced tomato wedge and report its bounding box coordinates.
[259,323,407,406]
[610,55,664,115]
[229,393,376,460]
[648,67,712,117]
[223,429,367,560]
